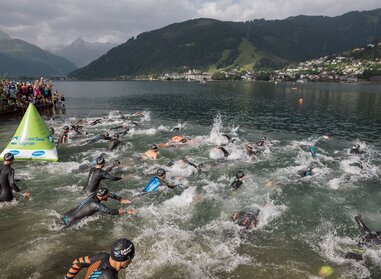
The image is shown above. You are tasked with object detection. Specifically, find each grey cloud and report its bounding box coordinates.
[0,0,379,49]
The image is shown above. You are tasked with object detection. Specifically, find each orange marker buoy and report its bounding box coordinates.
[298,98,303,105]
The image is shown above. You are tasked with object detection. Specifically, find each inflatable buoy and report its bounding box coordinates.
[298,98,303,105]
[319,266,333,277]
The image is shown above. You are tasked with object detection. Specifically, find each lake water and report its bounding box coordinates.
[0,81,380,279]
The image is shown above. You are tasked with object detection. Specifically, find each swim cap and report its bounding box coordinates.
[97,187,109,197]
[63,126,69,130]
[319,266,333,277]
[96,156,106,165]
[49,127,55,135]
[236,171,245,179]
[151,144,158,150]
[111,238,135,262]
[4,153,14,161]
[157,168,166,177]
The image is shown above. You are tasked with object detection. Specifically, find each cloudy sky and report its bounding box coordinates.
[0,0,380,49]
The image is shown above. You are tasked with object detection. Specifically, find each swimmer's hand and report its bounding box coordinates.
[23,192,30,198]
[120,199,131,204]
[126,209,139,215]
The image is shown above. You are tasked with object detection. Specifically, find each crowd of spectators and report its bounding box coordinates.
[0,78,64,113]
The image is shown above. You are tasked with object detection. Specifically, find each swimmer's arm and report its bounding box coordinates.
[103,171,122,181]
[65,255,92,278]
[8,169,20,192]
[96,203,119,215]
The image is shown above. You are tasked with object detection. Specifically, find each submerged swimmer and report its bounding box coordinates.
[109,134,123,151]
[350,144,362,155]
[84,157,122,193]
[143,168,178,193]
[309,146,317,158]
[142,144,159,160]
[256,136,267,147]
[62,187,136,228]
[0,153,30,202]
[231,208,260,229]
[158,136,190,148]
[87,132,112,144]
[230,171,245,191]
[65,238,134,279]
[345,215,381,261]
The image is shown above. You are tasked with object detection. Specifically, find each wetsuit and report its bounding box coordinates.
[350,148,361,154]
[89,119,101,126]
[219,146,230,157]
[109,139,123,151]
[345,216,381,261]
[84,168,122,193]
[88,134,112,144]
[231,179,243,191]
[62,192,121,227]
[66,253,119,279]
[231,211,260,229]
[60,131,69,144]
[71,125,83,135]
[0,165,21,202]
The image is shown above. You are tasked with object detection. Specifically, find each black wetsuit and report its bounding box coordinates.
[231,211,259,229]
[345,216,381,261]
[71,125,83,135]
[219,146,230,157]
[109,139,123,151]
[88,134,112,144]
[62,192,121,227]
[231,179,243,191]
[84,167,122,193]
[66,253,119,279]
[60,131,69,144]
[0,165,20,202]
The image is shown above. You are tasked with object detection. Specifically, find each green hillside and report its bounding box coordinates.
[0,36,77,77]
[69,8,381,79]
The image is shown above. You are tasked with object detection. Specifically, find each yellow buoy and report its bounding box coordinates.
[319,265,333,277]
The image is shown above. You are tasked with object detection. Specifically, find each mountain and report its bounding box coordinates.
[0,30,77,77]
[51,38,117,67]
[69,8,381,79]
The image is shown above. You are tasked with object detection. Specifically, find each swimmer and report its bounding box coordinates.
[87,132,112,144]
[109,134,123,151]
[158,136,189,148]
[143,168,178,193]
[245,144,258,158]
[256,136,267,147]
[71,124,84,135]
[89,119,102,126]
[65,238,134,279]
[350,144,361,154]
[49,127,55,136]
[231,171,245,191]
[62,187,136,228]
[231,208,260,229]
[309,146,317,158]
[142,144,159,160]
[218,146,230,157]
[345,215,381,261]
[0,153,30,202]
[166,158,201,174]
[59,126,70,144]
[83,157,122,193]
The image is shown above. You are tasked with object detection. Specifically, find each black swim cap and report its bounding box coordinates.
[151,144,158,150]
[157,168,166,176]
[4,153,14,161]
[96,156,106,165]
[111,238,135,262]
[236,171,245,179]
[63,126,69,130]
[97,187,109,197]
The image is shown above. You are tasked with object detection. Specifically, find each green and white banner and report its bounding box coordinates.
[0,103,58,161]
